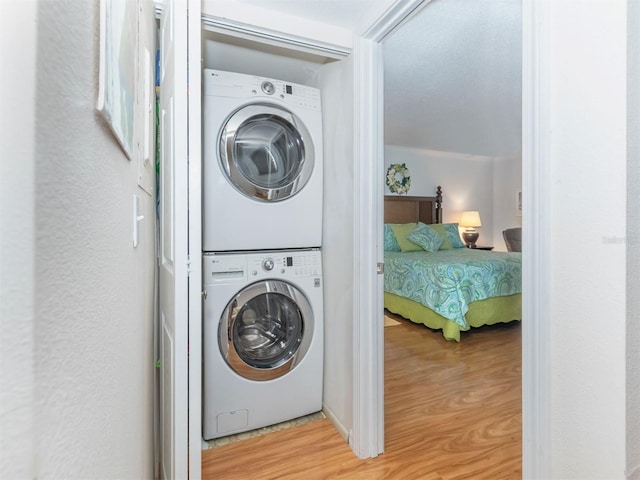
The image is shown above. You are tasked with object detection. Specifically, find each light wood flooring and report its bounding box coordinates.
[202,315,522,479]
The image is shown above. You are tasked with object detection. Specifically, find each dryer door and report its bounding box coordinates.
[219,280,314,381]
[219,104,315,202]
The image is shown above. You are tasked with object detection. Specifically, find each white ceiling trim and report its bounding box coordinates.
[201,14,352,59]
[362,0,432,41]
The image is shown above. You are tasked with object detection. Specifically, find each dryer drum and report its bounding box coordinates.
[219,280,314,381]
[219,103,315,202]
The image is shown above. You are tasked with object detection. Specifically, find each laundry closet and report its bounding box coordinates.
[202,13,352,466]
[157,4,359,476]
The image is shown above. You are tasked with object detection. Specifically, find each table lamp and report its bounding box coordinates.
[460,210,482,248]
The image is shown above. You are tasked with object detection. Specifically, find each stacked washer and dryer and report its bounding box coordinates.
[202,69,324,440]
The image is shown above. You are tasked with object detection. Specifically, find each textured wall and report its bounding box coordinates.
[547,1,627,477]
[0,1,36,478]
[34,1,155,478]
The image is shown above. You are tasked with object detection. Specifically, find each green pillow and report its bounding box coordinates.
[407,223,443,252]
[389,223,421,252]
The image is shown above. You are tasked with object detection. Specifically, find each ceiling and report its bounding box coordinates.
[234,0,522,158]
[230,0,398,35]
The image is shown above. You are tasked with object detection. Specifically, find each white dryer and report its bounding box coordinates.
[203,69,323,252]
[202,249,323,440]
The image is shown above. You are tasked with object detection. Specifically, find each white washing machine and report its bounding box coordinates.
[202,249,323,440]
[203,69,324,252]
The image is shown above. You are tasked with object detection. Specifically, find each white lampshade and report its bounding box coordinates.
[460,211,482,228]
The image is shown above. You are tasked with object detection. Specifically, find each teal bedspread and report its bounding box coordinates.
[384,249,522,329]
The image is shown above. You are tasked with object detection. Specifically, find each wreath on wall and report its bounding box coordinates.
[386,163,411,194]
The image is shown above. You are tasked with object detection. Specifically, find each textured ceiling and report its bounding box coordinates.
[384,0,522,157]
[233,0,522,158]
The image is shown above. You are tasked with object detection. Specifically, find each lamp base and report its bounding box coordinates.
[462,231,479,248]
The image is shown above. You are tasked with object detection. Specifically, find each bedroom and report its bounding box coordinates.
[379,0,524,472]
[382,1,523,330]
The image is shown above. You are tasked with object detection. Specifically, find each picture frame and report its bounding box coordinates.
[516,189,522,216]
[96,0,137,161]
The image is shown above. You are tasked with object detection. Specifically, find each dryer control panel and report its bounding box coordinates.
[204,69,321,111]
[203,249,321,285]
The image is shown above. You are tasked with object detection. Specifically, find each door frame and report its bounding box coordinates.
[187,1,202,478]
[352,0,551,475]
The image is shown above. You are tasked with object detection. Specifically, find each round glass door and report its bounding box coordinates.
[219,280,314,381]
[219,104,315,202]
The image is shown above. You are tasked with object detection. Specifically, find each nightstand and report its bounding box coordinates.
[467,245,494,251]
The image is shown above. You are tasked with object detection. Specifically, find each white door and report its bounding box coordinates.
[158,0,189,478]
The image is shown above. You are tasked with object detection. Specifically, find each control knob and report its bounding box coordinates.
[261,81,275,95]
[262,258,275,271]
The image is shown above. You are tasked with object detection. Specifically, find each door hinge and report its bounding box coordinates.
[187,255,192,277]
[377,262,384,274]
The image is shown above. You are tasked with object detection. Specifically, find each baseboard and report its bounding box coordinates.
[322,402,350,443]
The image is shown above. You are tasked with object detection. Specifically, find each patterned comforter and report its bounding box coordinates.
[384,249,522,329]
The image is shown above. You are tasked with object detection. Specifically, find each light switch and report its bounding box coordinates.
[133,194,145,248]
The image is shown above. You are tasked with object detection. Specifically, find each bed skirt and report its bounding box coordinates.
[384,292,522,342]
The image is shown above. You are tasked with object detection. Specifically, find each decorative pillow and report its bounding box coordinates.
[383,224,401,252]
[389,223,422,252]
[407,223,443,253]
[443,223,465,248]
[427,223,466,249]
[427,223,453,250]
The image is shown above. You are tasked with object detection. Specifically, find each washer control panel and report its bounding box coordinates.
[203,250,321,284]
[250,251,321,278]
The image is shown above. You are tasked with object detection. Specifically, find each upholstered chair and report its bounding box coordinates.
[502,227,522,252]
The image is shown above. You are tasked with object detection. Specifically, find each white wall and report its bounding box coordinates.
[627,1,640,477]
[493,155,522,252]
[32,1,155,478]
[546,1,628,477]
[384,146,495,247]
[202,34,323,87]
[0,1,36,478]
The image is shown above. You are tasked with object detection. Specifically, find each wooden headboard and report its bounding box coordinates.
[384,186,443,224]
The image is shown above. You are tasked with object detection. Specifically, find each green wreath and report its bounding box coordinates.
[386,163,411,194]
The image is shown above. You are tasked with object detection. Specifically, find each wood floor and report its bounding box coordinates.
[202,315,522,479]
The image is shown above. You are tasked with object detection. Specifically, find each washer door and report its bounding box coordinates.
[219,280,314,381]
[219,103,315,202]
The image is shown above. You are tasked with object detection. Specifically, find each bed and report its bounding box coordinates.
[384,188,522,341]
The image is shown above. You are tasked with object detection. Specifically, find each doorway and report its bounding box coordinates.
[379,0,523,471]
[351,0,550,471]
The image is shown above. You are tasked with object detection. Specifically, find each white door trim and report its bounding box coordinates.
[187,0,202,478]
[521,0,551,477]
[351,0,431,460]
[352,0,552,474]
[351,35,385,459]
